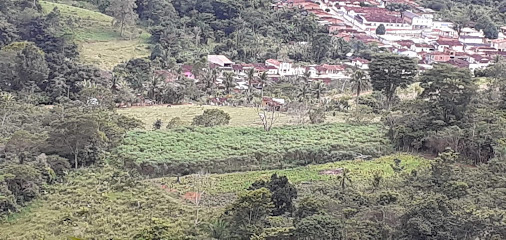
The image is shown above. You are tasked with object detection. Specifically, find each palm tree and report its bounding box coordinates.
[246,68,255,103]
[337,168,352,190]
[223,72,235,95]
[350,70,370,109]
[259,71,268,100]
[311,80,327,101]
[202,68,217,96]
[297,71,312,102]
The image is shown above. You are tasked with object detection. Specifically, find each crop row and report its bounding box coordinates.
[114,124,392,176]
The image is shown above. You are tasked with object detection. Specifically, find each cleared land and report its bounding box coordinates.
[40,1,151,69]
[154,154,430,195]
[117,105,349,129]
[114,123,391,175]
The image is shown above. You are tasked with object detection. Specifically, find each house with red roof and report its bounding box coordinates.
[434,39,464,52]
[426,51,451,64]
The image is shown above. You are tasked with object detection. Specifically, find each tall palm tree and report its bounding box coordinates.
[337,168,352,190]
[350,70,370,108]
[246,68,255,103]
[223,72,235,95]
[259,71,268,100]
[311,80,327,101]
[297,71,312,102]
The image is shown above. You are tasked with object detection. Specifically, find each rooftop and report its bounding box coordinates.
[208,55,234,66]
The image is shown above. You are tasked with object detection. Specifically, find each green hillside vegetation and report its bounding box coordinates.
[40,1,150,69]
[0,154,430,239]
[114,124,391,176]
[155,154,430,195]
[0,167,195,240]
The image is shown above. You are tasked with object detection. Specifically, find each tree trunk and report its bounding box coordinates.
[74,150,78,169]
[120,15,125,37]
[356,85,361,110]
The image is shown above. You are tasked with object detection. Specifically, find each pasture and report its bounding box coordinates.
[117,105,349,129]
[40,1,151,69]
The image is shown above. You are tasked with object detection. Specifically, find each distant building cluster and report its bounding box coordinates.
[273,0,506,72]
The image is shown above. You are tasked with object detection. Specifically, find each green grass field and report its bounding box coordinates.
[118,105,349,129]
[153,154,430,194]
[40,1,151,69]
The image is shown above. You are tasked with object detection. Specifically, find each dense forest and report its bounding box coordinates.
[1,0,506,239]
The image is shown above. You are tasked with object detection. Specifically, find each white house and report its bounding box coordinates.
[411,43,435,53]
[432,21,454,29]
[459,36,484,44]
[403,11,432,29]
[397,50,419,59]
[265,59,305,77]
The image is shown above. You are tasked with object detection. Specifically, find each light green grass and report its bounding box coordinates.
[153,154,430,194]
[118,105,349,129]
[40,1,151,69]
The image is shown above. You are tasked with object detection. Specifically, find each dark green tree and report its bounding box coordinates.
[419,64,476,124]
[192,109,231,127]
[223,188,273,239]
[106,0,138,37]
[375,24,386,35]
[14,43,49,91]
[249,174,298,216]
[295,214,343,240]
[369,54,417,109]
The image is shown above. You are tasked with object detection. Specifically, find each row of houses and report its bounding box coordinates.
[207,55,369,82]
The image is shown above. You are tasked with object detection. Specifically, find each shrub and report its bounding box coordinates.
[166,117,185,129]
[153,119,162,130]
[192,109,231,127]
[309,108,326,124]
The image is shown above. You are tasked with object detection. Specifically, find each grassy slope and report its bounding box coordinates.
[116,123,389,164]
[118,105,350,129]
[154,154,430,195]
[0,167,194,240]
[0,155,429,239]
[40,1,151,70]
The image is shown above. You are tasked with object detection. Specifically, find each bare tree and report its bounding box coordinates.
[257,105,279,132]
[191,171,211,226]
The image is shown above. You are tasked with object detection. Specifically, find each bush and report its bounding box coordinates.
[192,109,231,127]
[153,119,163,130]
[309,108,326,124]
[166,117,185,129]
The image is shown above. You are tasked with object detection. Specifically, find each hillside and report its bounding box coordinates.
[40,1,151,70]
[0,155,429,239]
[0,167,195,239]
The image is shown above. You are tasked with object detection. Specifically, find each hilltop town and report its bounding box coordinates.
[189,0,505,91]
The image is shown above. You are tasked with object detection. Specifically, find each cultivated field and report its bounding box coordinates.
[114,123,391,175]
[117,105,349,129]
[40,1,151,69]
